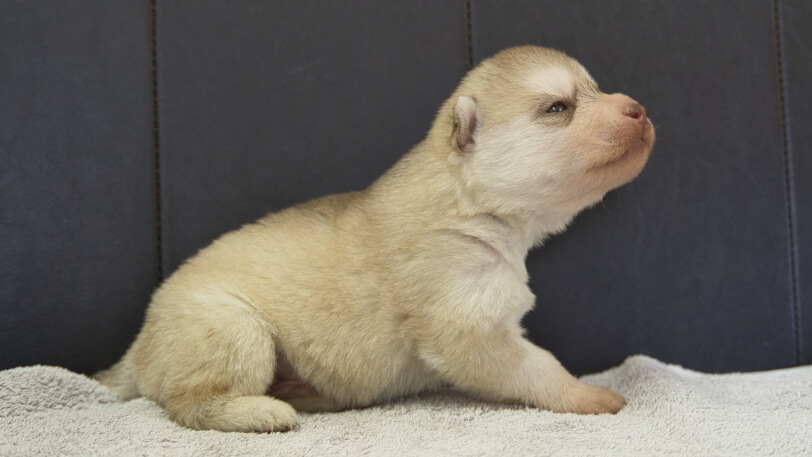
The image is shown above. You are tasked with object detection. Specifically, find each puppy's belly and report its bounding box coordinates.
[266,378,317,399]
[267,350,318,400]
[268,344,441,408]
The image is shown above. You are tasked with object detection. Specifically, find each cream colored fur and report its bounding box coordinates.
[94,46,655,433]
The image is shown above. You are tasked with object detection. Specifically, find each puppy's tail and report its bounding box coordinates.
[93,349,141,400]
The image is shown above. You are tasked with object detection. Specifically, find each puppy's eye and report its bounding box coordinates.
[546,102,567,113]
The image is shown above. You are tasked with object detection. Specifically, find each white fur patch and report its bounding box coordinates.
[526,66,575,99]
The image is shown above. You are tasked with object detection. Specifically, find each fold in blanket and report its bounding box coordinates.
[1,355,810,457]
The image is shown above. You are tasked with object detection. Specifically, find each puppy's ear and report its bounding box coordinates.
[452,96,479,154]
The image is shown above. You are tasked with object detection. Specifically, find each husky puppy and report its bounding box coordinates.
[95,46,655,432]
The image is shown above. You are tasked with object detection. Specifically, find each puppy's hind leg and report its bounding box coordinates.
[148,298,299,433]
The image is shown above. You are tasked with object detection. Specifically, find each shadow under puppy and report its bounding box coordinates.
[95,46,655,433]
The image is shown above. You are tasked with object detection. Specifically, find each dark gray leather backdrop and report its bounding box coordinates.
[1,1,808,376]
[782,0,812,367]
[0,2,157,374]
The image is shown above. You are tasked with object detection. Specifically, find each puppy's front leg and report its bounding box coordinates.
[415,322,625,414]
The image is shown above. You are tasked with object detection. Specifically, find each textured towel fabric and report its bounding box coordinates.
[0,355,810,457]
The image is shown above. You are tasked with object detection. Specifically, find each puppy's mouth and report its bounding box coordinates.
[589,120,654,172]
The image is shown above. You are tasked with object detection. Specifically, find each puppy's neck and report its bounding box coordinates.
[461,210,574,265]
[367,140,576,264]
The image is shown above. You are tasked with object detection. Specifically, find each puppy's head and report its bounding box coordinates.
[440,46,655,218]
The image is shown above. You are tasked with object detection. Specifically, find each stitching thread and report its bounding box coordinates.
[464,0,473,70]
[150,0,164,282]
[772,0,802,365]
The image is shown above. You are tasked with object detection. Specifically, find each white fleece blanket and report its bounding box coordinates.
[1,355,810,457]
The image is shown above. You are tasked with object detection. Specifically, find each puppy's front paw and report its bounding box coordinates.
[562,383,627,415]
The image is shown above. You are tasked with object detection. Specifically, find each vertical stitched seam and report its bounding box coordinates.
[150,0,164,282]
[772,0,802,365]
[464,0,473,69]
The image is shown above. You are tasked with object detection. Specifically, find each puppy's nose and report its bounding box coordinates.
[624,103,646,121]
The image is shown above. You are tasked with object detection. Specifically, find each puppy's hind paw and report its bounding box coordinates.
[171,395,301,433]
[563,383,627,415]
[252,398,301,433]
